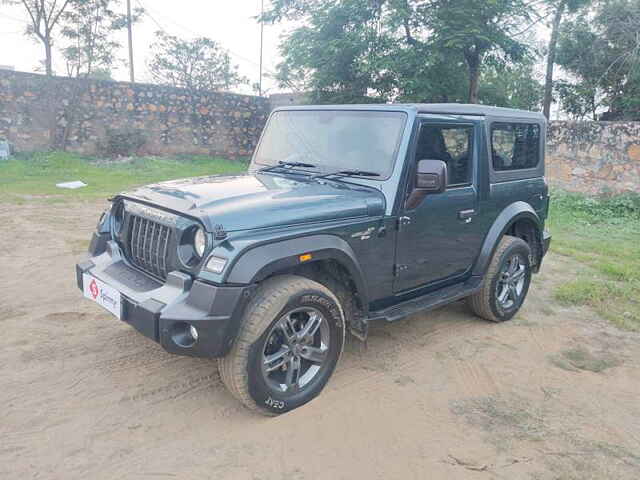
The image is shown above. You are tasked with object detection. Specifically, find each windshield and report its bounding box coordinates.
[253,110,407,179]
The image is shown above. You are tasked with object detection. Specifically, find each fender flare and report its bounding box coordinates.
[472,201,543,276]
[225,235,369,308]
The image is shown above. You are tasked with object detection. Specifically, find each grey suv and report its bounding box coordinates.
[77,104,551,414]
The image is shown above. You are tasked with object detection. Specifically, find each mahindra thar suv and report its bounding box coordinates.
[76,104,551,415]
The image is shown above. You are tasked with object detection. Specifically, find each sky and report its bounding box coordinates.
[0,0,291,95]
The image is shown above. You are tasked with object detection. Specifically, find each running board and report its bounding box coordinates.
[367,277,483,323]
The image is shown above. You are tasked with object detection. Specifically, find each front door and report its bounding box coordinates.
[394,120,483,293]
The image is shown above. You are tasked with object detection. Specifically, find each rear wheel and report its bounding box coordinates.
[467,235,532,322]
[218,275,345,415]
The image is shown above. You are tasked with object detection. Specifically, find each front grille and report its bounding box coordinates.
[127,214,172,280]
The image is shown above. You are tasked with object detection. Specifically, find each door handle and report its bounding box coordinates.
[458,209,476,221]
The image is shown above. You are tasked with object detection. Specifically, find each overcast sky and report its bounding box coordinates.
[0,1,290,94]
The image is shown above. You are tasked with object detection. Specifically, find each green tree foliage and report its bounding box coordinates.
[420,0,533,103]
[556,0,640,119]
[59,0,139,78]
[266,0,538,105]
[480,59,544,110]
[148,32,248,92]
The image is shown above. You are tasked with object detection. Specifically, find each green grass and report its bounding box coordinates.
[0,151,248,202]
[548,190,640,330]
[549,346,620,373]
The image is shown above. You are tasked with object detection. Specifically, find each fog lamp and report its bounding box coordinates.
[189,325,199,342]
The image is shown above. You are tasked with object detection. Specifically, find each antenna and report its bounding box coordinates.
[127,0,135,83]
[259,0,264,97]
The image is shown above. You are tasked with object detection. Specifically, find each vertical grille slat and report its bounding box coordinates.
[127,213,173,280]
[160,226,169,278]
[131,216,138,262]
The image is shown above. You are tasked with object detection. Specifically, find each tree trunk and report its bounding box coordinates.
[543,0,566,119]
[44,35,54,76]
[465,52,481,104]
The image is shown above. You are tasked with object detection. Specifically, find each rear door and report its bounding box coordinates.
[393,118,484,293]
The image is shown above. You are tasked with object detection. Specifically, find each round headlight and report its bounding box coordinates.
[194,227,206,257]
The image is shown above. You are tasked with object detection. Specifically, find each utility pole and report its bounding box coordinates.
[127,0,135,83]
[259,0,264,96]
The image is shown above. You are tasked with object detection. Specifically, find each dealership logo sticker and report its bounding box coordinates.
[89,279,99,299]
[83,273,122,319]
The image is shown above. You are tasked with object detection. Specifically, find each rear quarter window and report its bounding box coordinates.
[491,123,540,171]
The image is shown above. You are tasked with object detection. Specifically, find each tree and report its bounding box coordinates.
[266,0,535,104]
[8,0,76,75]
[556,0,640,119]
[421,0,533,103]
[148,32,248,92]
[541,0,590,119]
[272,0,395,103]
[59,0,139,78]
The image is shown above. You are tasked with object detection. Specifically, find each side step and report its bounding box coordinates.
[367,276,483,323]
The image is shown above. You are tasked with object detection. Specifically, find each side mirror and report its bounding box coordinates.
[416,159,447,194]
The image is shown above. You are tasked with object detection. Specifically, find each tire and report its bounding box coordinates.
[467,235,532,322]
[218,275,345,415]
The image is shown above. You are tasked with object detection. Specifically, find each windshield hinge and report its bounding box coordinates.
[394,264,408,276]
[397,216,411,230]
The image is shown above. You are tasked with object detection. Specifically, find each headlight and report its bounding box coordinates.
[205,255,227,274]
[194,227,206,257]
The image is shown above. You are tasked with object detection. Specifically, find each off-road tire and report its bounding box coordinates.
[467,235,532,322]
[218,275,345,415]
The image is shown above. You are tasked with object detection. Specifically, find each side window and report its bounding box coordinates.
[491,123,540,171]
[415,124,473,186]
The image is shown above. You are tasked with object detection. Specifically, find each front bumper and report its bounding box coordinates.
[77,239,253,358]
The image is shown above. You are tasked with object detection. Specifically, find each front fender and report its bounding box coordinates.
[225,235,369,307]
[472,201,542,276]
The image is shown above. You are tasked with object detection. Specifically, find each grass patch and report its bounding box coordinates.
[0,151,248,202]
[548,191,640,330]
[451,396,547,445]
[549,346,620,373]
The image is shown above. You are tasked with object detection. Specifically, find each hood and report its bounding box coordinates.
[119,173,386,232]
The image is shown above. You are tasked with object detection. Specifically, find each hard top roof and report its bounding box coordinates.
[275,103,545,121]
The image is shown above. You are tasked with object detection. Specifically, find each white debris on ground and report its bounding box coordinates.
[56,181,88,189]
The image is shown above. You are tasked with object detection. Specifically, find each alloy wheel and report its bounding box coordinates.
[496,253,527,310]
[261,307,330,394]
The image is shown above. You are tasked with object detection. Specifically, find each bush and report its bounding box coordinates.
[551,190,640,223]
[98,128,147,157]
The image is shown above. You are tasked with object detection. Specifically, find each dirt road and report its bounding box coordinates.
[2,201,640,479]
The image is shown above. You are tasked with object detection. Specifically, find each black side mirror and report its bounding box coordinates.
[416,159,447,194]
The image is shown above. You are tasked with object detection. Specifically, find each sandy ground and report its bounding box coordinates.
[2,201,640,480]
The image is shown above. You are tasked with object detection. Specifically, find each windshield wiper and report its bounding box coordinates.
[259,161,317,173]
[313,169,381,180]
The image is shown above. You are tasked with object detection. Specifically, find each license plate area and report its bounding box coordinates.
[83,273,122,319]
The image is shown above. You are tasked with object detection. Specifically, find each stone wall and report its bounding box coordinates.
[547,121,640,194]
[0,69,270,157]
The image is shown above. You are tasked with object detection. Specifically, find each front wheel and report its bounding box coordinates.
[218,275,345,415]
[467,235,532,322]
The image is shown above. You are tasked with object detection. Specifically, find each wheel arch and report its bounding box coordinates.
[472,201,544,277]
[225,235,369,312]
